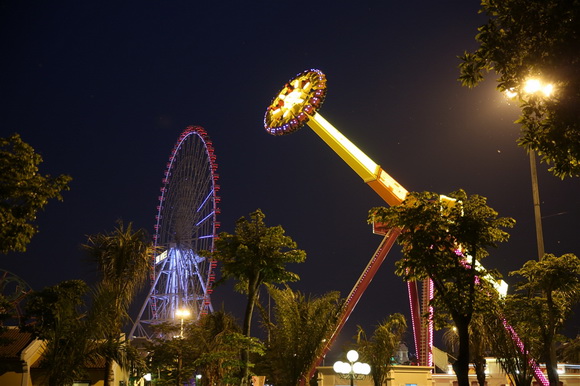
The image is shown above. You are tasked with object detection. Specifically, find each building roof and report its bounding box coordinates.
[0,327,34,359]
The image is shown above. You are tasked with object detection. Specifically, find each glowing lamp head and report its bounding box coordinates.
[346,349,359,362]
[333,361,351,374]
[522,77,555,98]
[362,363,371,375]
[524,78,542,94]
[175,309,191,318]
[352,362,365,374]
[264,69,327,136]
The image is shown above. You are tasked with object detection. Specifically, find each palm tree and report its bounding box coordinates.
[262,285,342,386]
[205,209,307,385]
[83,221,153,386]
[356,313,407,386]
[25,280,99,386]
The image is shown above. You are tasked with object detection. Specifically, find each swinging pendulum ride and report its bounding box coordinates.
[263,69,549,385]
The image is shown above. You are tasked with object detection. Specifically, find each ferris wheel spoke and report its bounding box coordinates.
[195,211,215,227]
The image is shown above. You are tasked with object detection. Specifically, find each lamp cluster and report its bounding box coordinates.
[505,77,555,99]
[333,350,371,380]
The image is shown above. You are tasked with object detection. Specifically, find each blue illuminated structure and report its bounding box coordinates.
[130,126,219,338]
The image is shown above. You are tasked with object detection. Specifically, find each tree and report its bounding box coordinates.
[83,221,153,386]
[559,335,580,364]
[508,253,580,385]
[206,209,307,384]
[148,312,263,386]
[0,133,71,253]
[191,311,264,386]
[356,313,407,386]
[147,322,199,386]
[459,0,580,178]
[486,297,538,386]
[439,291,500,386]
[370,190,514,386]
[261,285,342,386]
[25,280,98,386]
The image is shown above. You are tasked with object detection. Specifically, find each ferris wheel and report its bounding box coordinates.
[0,269,32,324]
[130,126,220,338]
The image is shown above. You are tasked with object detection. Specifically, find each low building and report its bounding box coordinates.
[0,327,131,386]
[316,358,580,386]
[316,364,434,386]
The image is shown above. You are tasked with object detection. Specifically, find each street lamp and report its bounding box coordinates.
[333,350,371,386]
[505,76,555,261]
[174,308,191,385]
[175,308,191,338]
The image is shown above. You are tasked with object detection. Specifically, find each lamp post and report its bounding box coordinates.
[507,77,554,261]
[175,308,191,338]
[174,308,191,385]
[529,148,545,261]
[333,350,371,386]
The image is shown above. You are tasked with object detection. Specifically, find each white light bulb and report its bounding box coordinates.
[353,362,364,374]
[524,79,541,94]
[346,349,359,362]
[361,363,371,375]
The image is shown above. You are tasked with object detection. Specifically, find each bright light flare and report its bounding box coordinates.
[542,83,554,97]
[523,78,555,98]
[505,88,518,99]
[524,78,542,94]
[505,78,555,100]
[175,308,191,318]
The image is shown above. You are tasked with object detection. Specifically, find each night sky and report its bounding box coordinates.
[1,1,579,361]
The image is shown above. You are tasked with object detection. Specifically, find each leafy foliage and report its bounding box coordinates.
[508,253,580,385]
[211,209,306,296]
[439,286,502,386]
[369,190,514,386]
[459,0,580,178]
[148,312,263,386]
[83,221,154,386]
[25,280,98,386]
[0,133,71,253]
[22,222,153,386]
[83,221,153,333]
[261,286,342,386]
[204,209,306,384]
[489,297,539,386]
[356,313,407,386]
[370,190,514,317]
[559,335,580,364]
[147,323,199,386]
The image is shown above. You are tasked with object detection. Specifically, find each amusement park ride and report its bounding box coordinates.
[130,126,220,339]
[263,69,549,385]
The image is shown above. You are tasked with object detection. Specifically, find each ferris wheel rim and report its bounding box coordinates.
[153,125,220,250]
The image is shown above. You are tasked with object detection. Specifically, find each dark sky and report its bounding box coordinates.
[1,0,579,361]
